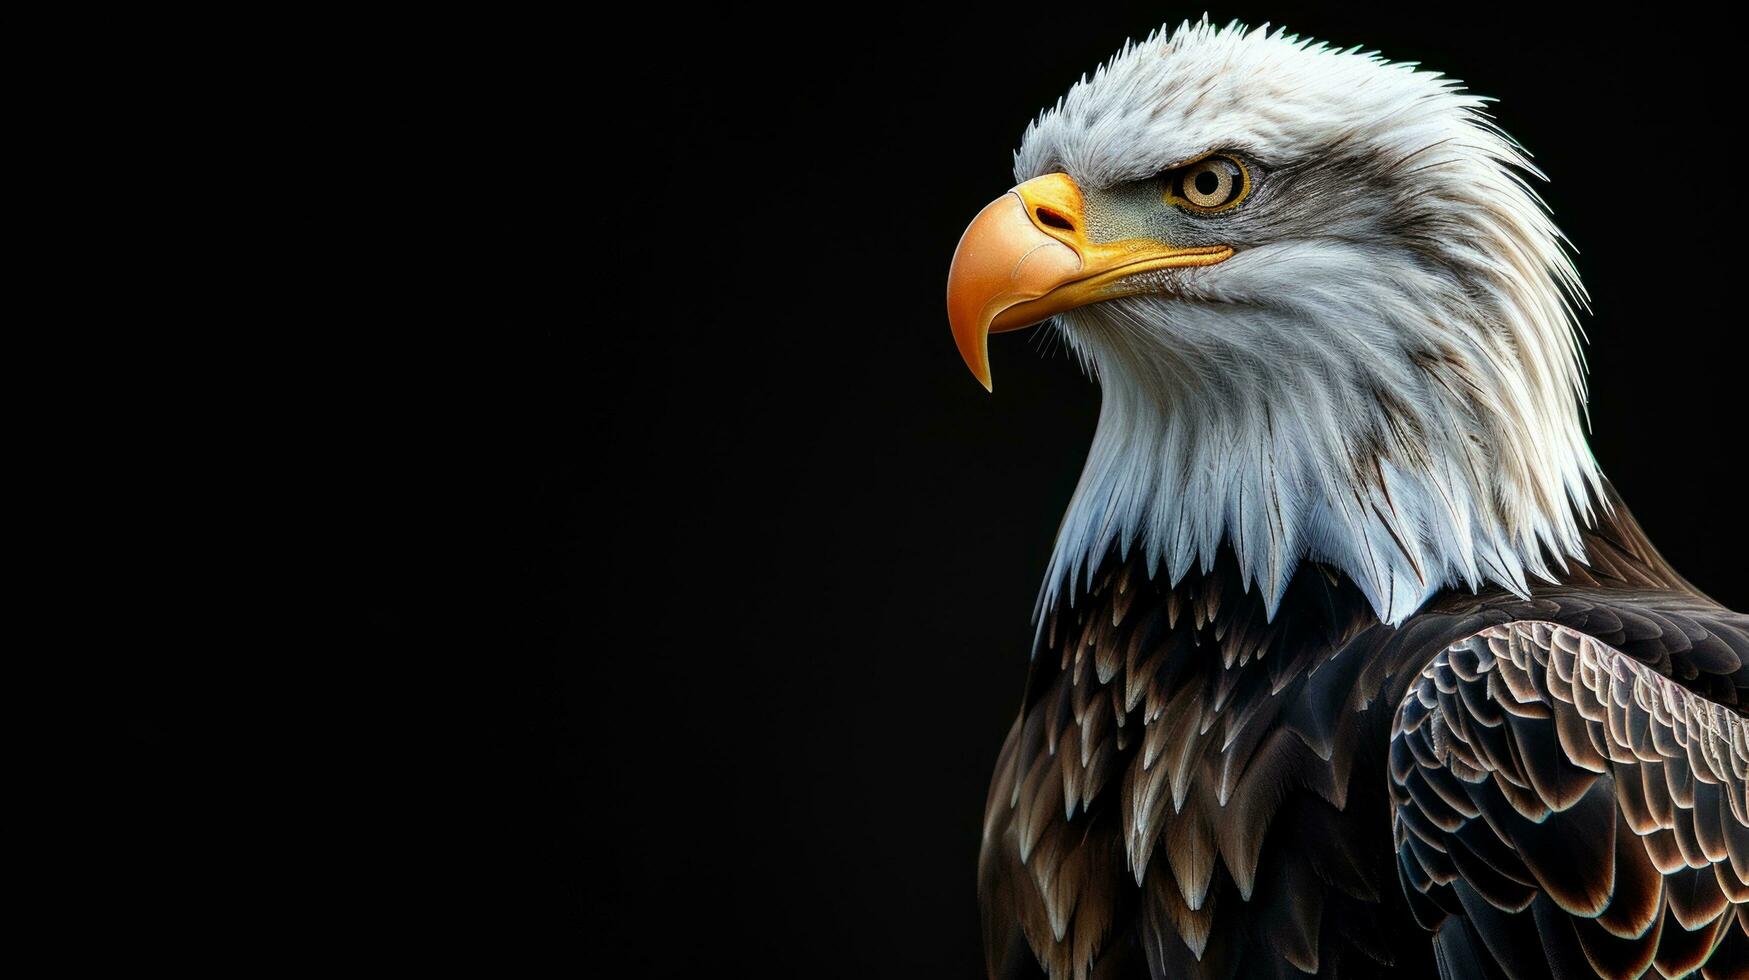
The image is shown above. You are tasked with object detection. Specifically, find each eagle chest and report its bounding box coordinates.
[984,557,1429,977]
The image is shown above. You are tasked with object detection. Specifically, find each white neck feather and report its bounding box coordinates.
[1038,242,1604,626]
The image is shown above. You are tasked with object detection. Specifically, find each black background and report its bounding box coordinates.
[396,3,1749,975]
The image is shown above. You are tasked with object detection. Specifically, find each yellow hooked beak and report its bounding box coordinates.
[945,172,1233,390]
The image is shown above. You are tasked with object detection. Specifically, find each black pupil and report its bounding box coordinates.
[1194,170,1221,197]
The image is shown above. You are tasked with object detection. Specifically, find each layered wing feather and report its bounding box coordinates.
[1391,620,1749,979]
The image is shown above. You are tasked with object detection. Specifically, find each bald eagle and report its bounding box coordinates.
[948,21,1748,980]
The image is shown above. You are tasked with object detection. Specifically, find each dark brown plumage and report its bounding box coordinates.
[979,487,1749,979]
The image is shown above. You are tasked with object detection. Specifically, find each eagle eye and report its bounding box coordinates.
[1166,154,1249,213]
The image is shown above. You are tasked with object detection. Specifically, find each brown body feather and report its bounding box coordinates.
[980,489,1749,978]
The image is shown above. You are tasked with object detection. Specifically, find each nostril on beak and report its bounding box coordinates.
[1034,206,1076,233]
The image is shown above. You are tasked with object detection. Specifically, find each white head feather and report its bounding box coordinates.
[1018,20,1603,625]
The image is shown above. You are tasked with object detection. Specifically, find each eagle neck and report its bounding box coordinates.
[1038,307,1603,628]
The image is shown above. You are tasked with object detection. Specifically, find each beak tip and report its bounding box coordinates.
[949,320,995,392]
[966,350,993,392]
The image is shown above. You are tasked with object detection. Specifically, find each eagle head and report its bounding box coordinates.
[946,20,1602,625]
